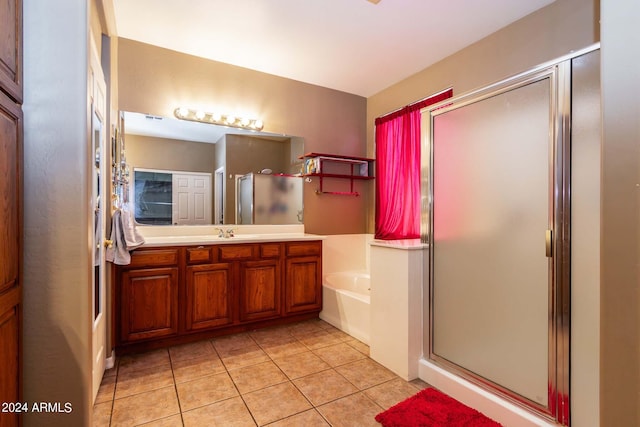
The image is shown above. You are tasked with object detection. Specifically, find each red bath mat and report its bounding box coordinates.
[375,388,503,427]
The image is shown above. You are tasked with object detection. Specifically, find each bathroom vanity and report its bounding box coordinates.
[113,235,322,353]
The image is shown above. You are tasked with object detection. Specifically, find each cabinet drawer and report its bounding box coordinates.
[260,243,281,258]
[219,244,255,261]
[286,241,321,257]
[187,246,213,264]
[129,249,179,268]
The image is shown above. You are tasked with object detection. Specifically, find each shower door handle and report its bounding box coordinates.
[545,229,553,258]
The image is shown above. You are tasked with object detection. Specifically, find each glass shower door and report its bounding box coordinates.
[425,65,570,422]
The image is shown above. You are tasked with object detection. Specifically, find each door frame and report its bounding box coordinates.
[89,35,107,403]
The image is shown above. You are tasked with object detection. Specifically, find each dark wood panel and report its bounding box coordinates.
[128,249,179,269]
[0,303,19,427]
[285,256,322,313]
[185,264,233,330]
[0,91,21,294]
[219,244,255,261]
[285,241,321,257]
[239,259,281,322]
[186,246,214,264]
[121,268,179,342]
[0,0,22,102]
[260,243,281,258]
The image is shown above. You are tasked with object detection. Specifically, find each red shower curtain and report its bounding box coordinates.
[375,89,453,240]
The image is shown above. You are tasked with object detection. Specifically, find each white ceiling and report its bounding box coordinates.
[112,0,555,98]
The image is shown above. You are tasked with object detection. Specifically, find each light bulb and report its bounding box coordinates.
[176,107,189,118]
[195,111,206,120]
[211,112,222,122]
[253,120,264,130]
[240,117,250,127]
[225,115,236,125]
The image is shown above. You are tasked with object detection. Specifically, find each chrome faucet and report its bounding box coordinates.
[216,228,235,238]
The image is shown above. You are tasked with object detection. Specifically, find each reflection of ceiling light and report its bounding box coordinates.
[174,107,264,131]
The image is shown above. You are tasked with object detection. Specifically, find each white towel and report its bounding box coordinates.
[121,205,145,250]
[106,209,132,265]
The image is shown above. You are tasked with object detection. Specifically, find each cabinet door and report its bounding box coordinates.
[121,267,179,342]
[285,256,321,314]
[0,0,22,102]
[185,263,233,331]
[239,259,281,322]
[0,89,21,425]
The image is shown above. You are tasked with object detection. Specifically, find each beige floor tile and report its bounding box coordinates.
[172,353,226,384]
[104,365,118,378]
[137,414,184,426]
[111,386,180,426]
[176,372,238,411]
[345,339,370,356]
[317,393,382,427]
[249,326,293,346]
[95,374,116,404]
[243,382,312,426]
[169,340,217,363]
[212,333,256,355]
[363,377,422,410]
[273,351,330,379]
[410,378,432,390]
[313,342,367,367]
[228,361,288,394]
[92,401,112,427]
[265,409,329,426]
[219,344,270,370]
[118,349,171,376]
[335,359,397,390]
[298,331,344,350]
[115,363,175,399]
[287,321,326,338]
[261,339,308,359]
[293,369,358,406]
[182,396,256,427]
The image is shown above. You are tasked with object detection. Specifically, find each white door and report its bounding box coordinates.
[90,38,107,402]
[172,172,212,225]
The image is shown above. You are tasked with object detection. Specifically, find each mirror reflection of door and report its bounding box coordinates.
[90,39,107,403]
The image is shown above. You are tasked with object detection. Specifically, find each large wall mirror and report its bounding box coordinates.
[121,111,305,226]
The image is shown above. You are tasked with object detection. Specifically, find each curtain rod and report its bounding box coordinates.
[376,87,453,120]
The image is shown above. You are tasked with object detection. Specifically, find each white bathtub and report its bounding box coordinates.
[319,270,371,345]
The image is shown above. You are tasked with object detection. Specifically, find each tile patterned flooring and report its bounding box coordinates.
[93,319,430,426]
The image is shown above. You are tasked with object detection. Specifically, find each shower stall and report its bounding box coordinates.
[237,172,303,225]
[421,46,600,425]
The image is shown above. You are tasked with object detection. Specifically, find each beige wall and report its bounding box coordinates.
[127,134,218,174]
[600,0,640,425]
[23,0,92,425]
[117,38,368,234]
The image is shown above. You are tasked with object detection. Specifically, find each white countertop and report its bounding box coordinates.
[141,232,325,247]
[369,238,429,250]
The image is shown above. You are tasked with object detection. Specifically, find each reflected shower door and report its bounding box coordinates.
[430,75,558,411]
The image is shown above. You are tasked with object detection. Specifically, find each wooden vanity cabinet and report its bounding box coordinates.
[115,241,322,351]
[285,242,322,314]
[185,262,233,331]
[117,249,180,343]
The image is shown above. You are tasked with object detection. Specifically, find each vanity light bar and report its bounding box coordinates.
[174,107,264,131]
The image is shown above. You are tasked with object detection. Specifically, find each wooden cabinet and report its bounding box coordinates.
[285,242,322,314]
[0,16,22,420]
[239,259,281,322]
[185,263,233,331]
[120,267,179,342]
[0,0,22,103]
[114,240,322,351]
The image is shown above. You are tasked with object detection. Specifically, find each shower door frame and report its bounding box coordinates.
[420,51,581,425]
